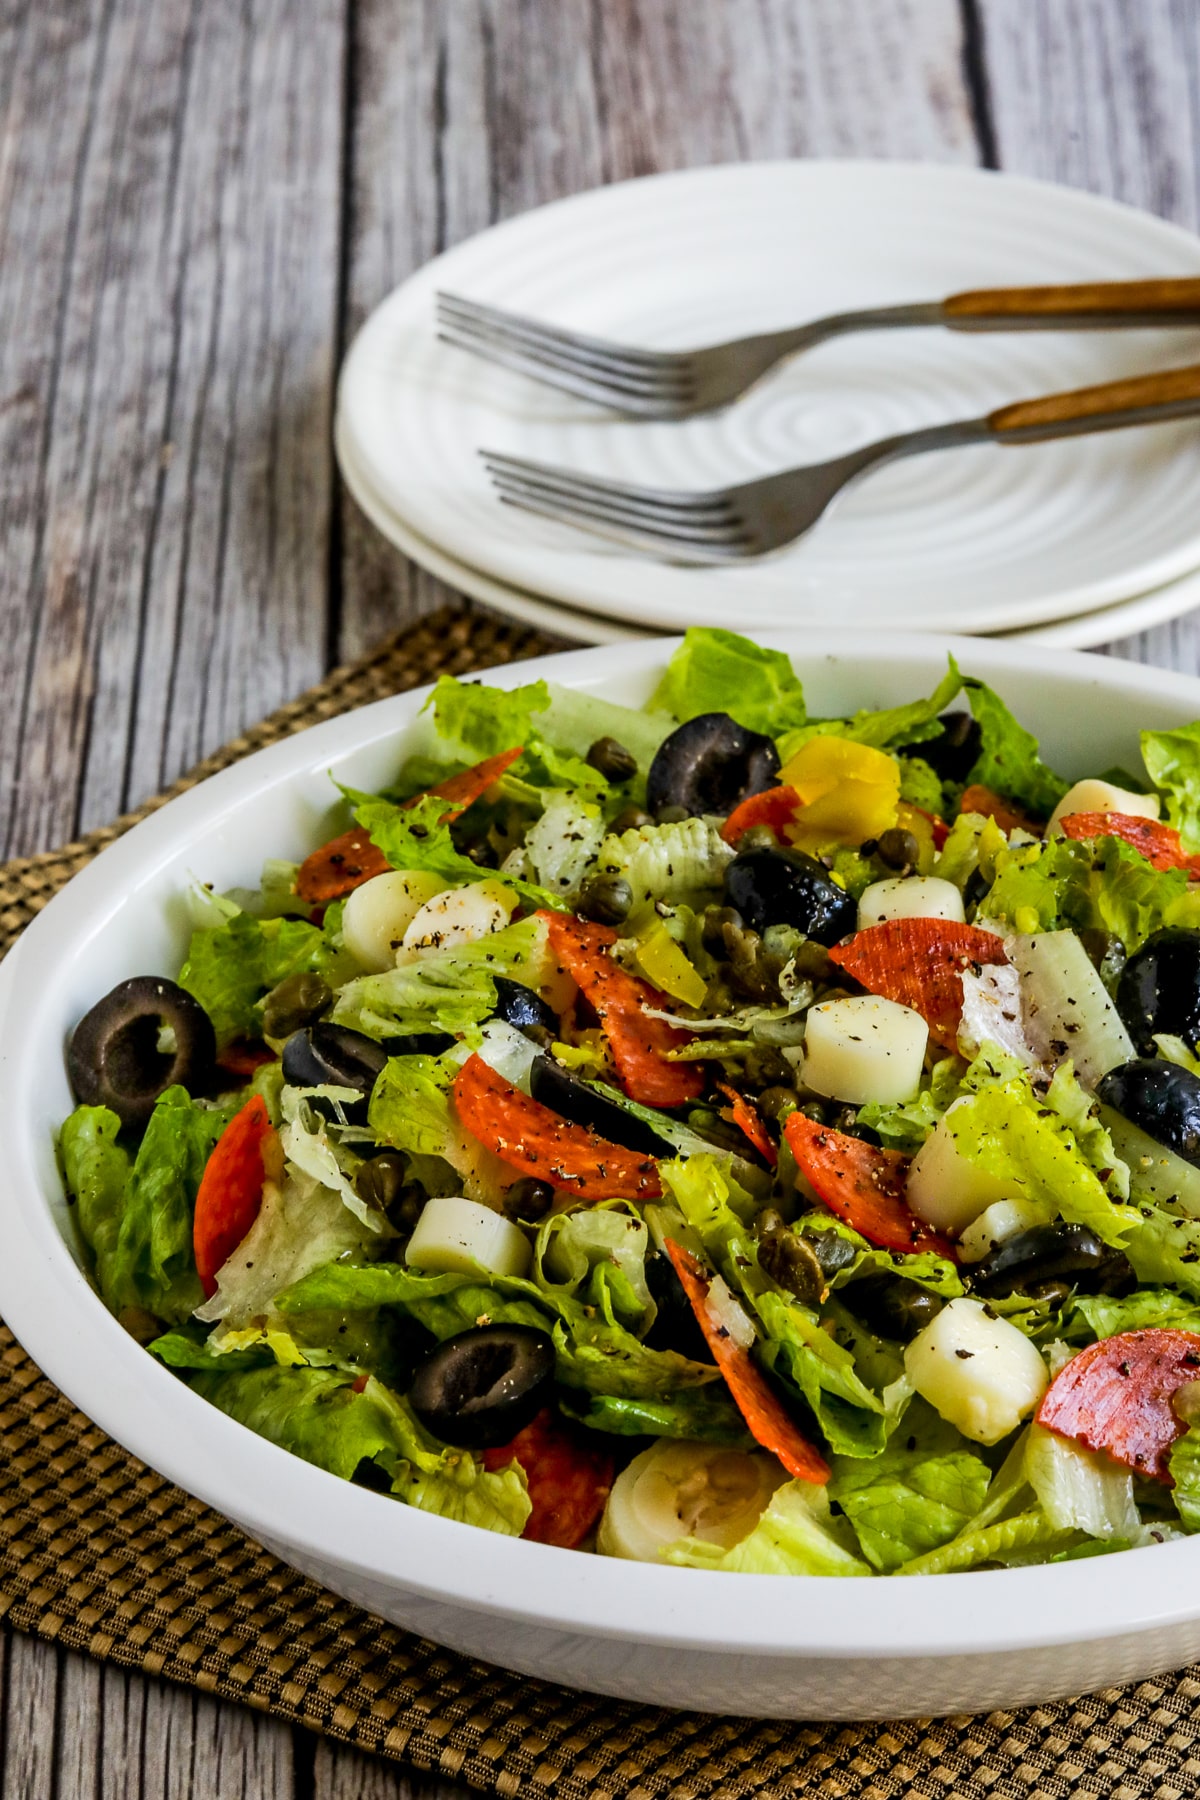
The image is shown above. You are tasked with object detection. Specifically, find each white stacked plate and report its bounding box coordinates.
[336,162,1200,648]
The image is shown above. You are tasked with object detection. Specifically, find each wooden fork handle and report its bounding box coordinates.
[945,278,1200,327]
[989,363,1200,438]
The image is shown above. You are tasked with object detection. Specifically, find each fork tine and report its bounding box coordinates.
[480,451,735,517]
[437,291,685,374]
[437,329,682,415]
[493,491,757,562]
[487,472,750,546]
[438,308,692,398]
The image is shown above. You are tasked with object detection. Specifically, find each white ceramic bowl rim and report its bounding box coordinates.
[6,632,1200,1666]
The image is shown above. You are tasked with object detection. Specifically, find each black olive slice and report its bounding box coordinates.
[281,1022,391,1117]
[1097,1057,1200,1170]
[898,710,982,785]
[1117,927,1200,1056]
[491,976,558,1039]
[723,847,856,945]
[408,1324,556,1448]
[67,976,217,1130]
[967,1222,1134,1300]
[643,1248,715,1362]
[646,713,780,819]
[382,1030,456,1058]
[529,1056,674,1156]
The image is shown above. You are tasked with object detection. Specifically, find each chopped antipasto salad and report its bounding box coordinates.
[57,630,1200,1572]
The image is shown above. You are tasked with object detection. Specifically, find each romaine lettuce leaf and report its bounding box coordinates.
[1069,1288,1200,1342]
[835,659,962,752]
[536,1204,655,1335]
[348,790,563,911]
[428,674,612,800]
[1169,1425,1200,1530]
[898,756,944,814]
[945,1071,1138,1248]
[829,1401,990,1570]
[896,1508,1070,1575]
[59,1105,131,1311]
[148,1325,274,1372]
[962,678,1070,817]
[332,912,556,1041]
[649,628,809,736]
[1141,722,1200,851]
[665,1481,869,1576]
[191,1365,530,1535]
[753,1288,908,1457]
[980,834,1200,952]
[366,1049,523,1207]
[1125,1210,1200,1301]
[275,1261,720,1400]
[560,1388,751,1445]
[179,910,328,1046]
[1024,1421,1138,1540]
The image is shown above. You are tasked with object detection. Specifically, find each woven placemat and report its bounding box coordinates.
[2,604,1198,1800]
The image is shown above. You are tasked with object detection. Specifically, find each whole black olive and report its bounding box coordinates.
[491,976,558,1040]
[68,976,217,1129]
[1097,1057,1200,1169]
[899,711,982,784]
[967,1223,1134,1300]
[644,1248,714,1362]
[842,1275,943,1344]
[529,1056,673,1156]
[408,1324,556,1449]
[646,713,781,819]
[281,1022,389,1116]
[1117,928,1200,1055]
[723,847,857,945]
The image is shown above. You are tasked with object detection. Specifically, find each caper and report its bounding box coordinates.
[739,824,779,853]
[722,921,778,1001]
[756,1206,787,1236]
[611,805,654,834]
[796,1099,828,1123]
[790,941,834,983]
[843,1275,943,1343]
[833,1106,882,1146]
[742,1047,792,1091]
[466,839,498,868]
[118,1305,166,1346]
[702,904,743,955]
[655,803,691,825]
[703,977,738,1015]
[578,872,633,926]
[262,970,332,1041]
[758,1221,827,1306]
[354,1151,409,1215]
[876,827,920,871]
[757,1085,797,1123]
[806,1228,858,1280]
[586,736,637,784]
[504,1177,556,1222]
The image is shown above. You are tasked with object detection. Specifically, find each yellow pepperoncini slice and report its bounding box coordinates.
[635,924,708,1009]
[778,736,901,849]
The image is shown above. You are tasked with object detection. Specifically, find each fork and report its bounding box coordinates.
[438,280,1200,419]
[481,363,1200,563]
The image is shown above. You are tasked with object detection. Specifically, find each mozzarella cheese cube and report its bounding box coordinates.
[958,1197,1047,1262]
[401,879,518,956]
[905,1097,1009,1235]
[1047,778,1159,835]
[342,869,447,971]
[904,1296,1048,1445]
[405,1194,531,1279]
[857,876,965,930]
[802,995,928,1105]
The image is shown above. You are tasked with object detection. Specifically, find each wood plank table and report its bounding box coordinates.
[1,2,1198,1793]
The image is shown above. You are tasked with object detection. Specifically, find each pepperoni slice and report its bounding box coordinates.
[193,1095,275,1296]
[720,786,801,846]
[783,1112,955,1259]
[828,917,1009,1051]
[664,1241,829,1484]
[1058,812,1200,876]
[483,1408,615,1547]
[451,1054,663,1201]
[715,1081,777,1168]
[540,912,703,1109]
[1037,1328,1200,1483]
[958,784,1043,836]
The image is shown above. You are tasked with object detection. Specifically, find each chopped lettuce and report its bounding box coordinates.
[593,817,735,920]
[536,1204,655,1335]
[829,1402,990,1571]
[649,628,809,736]
[897,756,944,814]
[1169,1426,1200,1531]
[332,912,556,1042]
[561,1389,751,1445]
[962,678,1070,817]
[834,659,962,752]
[366,1049,521,1206]
[275,1260,720,1401]
[1141,722,1200,851]
[897,1509,1069,1576]
[981,835,1200,952]
[61,1087,222,1324]
[754,1289,909,1457]
[179,909,328,1046]
[1069,1288,1200,1342]
[1024,1422,1139,1540]
[665,1481,869,1576]
[192,1365,530,1535]
[348,790,563,911]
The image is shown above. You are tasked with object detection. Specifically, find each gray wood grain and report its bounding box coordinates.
[977,0,1200,670]
[0,0,344,861]
[337,0,979,657]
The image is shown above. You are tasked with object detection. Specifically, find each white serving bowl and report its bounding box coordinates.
[5,633,1200,1722]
